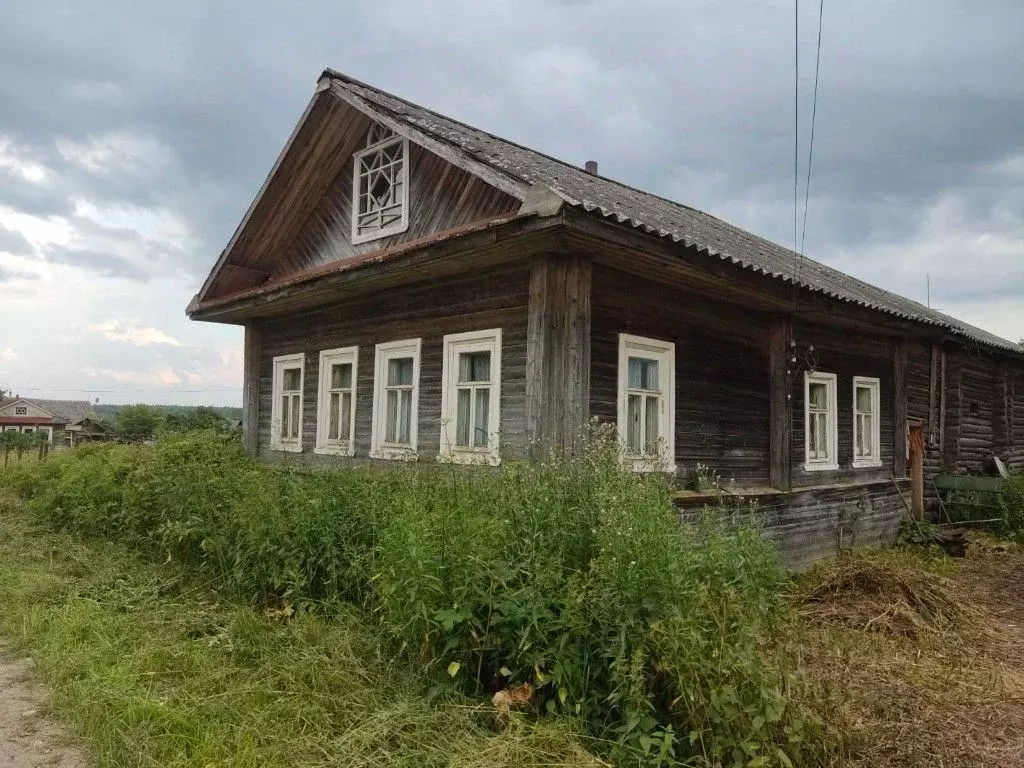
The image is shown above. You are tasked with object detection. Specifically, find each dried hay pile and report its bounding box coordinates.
[797,552,981,639]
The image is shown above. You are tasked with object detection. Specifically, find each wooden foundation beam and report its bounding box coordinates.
[242,321,262,456]
[769,315,794,491]
[526,255,592,457]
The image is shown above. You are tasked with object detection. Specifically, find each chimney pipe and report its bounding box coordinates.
[584,160,598,175]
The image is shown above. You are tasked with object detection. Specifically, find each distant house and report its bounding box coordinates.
[187,70,1024,566]
[0,397,95,446]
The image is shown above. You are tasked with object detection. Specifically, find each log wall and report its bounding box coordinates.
[255,265,530,465]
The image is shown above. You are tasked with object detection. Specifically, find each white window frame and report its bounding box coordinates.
[350,128,410,245]
[439,328,502,465]
[803,371,838,471]
[314,346,359,457]
[370,338,421,460]
[852,376,882,468]
[617,333,676,473]
[270,353,305,453]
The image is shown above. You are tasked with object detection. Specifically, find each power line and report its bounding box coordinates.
[7,385,240,394]
[793,0,800,256]
[799,0,825,255]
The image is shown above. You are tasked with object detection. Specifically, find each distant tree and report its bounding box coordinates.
[162,406,230,434]
[114,404,161,442]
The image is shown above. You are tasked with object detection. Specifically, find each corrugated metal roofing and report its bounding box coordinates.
[325,69,1021,355]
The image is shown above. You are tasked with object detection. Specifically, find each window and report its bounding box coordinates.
[271,353,305,452]
[350,124,409,245]
[14,406,26,415]
[315,346,358,456]
[804,371,838,470]
[852,376,881,467]
[440,329,502,464]
[617,334,675,472]
[371,338,421,459]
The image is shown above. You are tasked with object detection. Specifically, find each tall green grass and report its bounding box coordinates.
[4,428,830,767]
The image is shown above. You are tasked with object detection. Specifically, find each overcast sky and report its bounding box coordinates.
[1,0,1021,406]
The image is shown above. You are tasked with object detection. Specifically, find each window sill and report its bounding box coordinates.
[350,222,409,246]
[314,445,355,457]
[271,442,303,453]
[625,457,674,474]
[370,446,418,461]
[802,462,839,472]
[439,449,501,467]
[851,460,882,469]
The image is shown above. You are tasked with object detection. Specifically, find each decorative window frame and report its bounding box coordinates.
[439,328,502,466]
[14,406,27,415]
[314,346,359,457]
[370,338,421,460]
[270,353,305,453]
[852,376,882,468]
[803,371,838,471]
[616,333,676,473]
[350,126,410,245]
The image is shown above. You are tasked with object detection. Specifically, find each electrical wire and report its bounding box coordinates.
[793,0,800,257]
[800,0,825,255]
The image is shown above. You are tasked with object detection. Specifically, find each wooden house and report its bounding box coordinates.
[0,397,92,446]
[188,71,1024,566]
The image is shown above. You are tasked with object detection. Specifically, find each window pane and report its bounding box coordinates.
[474,388,490,447]
[628,357,659,390]
[644,395,659,454]
[332,363,352,390]
[398,390,412,443]
[388,357,413,386]
[856,385,873,413]
[290,396,301,438]
[281,395,289,438]
[458,351,491,383]
[283,368,301,391]
[816,413,827,459]
[809,381,827,409]
[456,388,471,446]
[340,392,352,440]
[329,392,340,440]
[626,394,642,453]
[385,390,398,442]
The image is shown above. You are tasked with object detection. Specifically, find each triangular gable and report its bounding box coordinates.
[0,398,55,419]
[194,74,540,307]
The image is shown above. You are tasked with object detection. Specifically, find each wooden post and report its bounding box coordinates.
[994,361,1010,456]
[893,337,908,479]
[525,255,591,458]
[928,341,939,445]
[242,321,262,457]
[910,424,925,520]
[769,315,793,491]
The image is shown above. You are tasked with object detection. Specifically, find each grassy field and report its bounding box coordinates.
[0,493,601,768]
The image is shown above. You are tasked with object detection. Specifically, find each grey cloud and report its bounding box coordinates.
[0,224,32,255]
[0,265,39,282]
[44,246,150,281]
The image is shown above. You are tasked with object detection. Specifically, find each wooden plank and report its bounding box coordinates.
[928,341,939,445]
[242,321,262,456]
[909,424,924,520]
[994,361,1010,454]
[933,474,1003,493]
[769,315,793,490]
[893,337,908,478]
[525,258,549,449]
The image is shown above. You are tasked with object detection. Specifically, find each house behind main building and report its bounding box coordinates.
[188,70,1024,567]
[0,397,99,447]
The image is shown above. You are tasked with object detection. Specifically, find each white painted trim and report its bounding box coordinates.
[852,375,882,468]
[350,134,410,245]
[370,338,421,460]
[314,346,359,457]
[439,328,502,465]
[270,352,305,453]
[616,333,676,473]
[803,371,839,471]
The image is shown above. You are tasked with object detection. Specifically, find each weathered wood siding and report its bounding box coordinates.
[589,265,772,486]
[955,355,996,474]
[273,140,520,279]
[790,322,896,487]
[675,479,908,569]
[1009,365,1024,472]
[255,265,530,464]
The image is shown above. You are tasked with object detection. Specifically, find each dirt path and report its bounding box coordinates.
[0,646,87,768]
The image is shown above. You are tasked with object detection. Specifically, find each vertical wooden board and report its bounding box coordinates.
[525,259,549,451]
[928,341,939,445]
[893,338,908,478]
[769,315,793,490]
[242,321,262,456]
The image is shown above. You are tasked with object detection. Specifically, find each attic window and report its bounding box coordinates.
[15,406,27,415]
[351,124,410,245]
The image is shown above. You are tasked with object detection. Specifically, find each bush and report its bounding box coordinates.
[998,474,1024,540]
[2,428,826,767]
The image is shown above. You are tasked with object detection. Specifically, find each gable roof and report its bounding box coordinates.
[193,70,1022,356]
[0,397,92,424]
